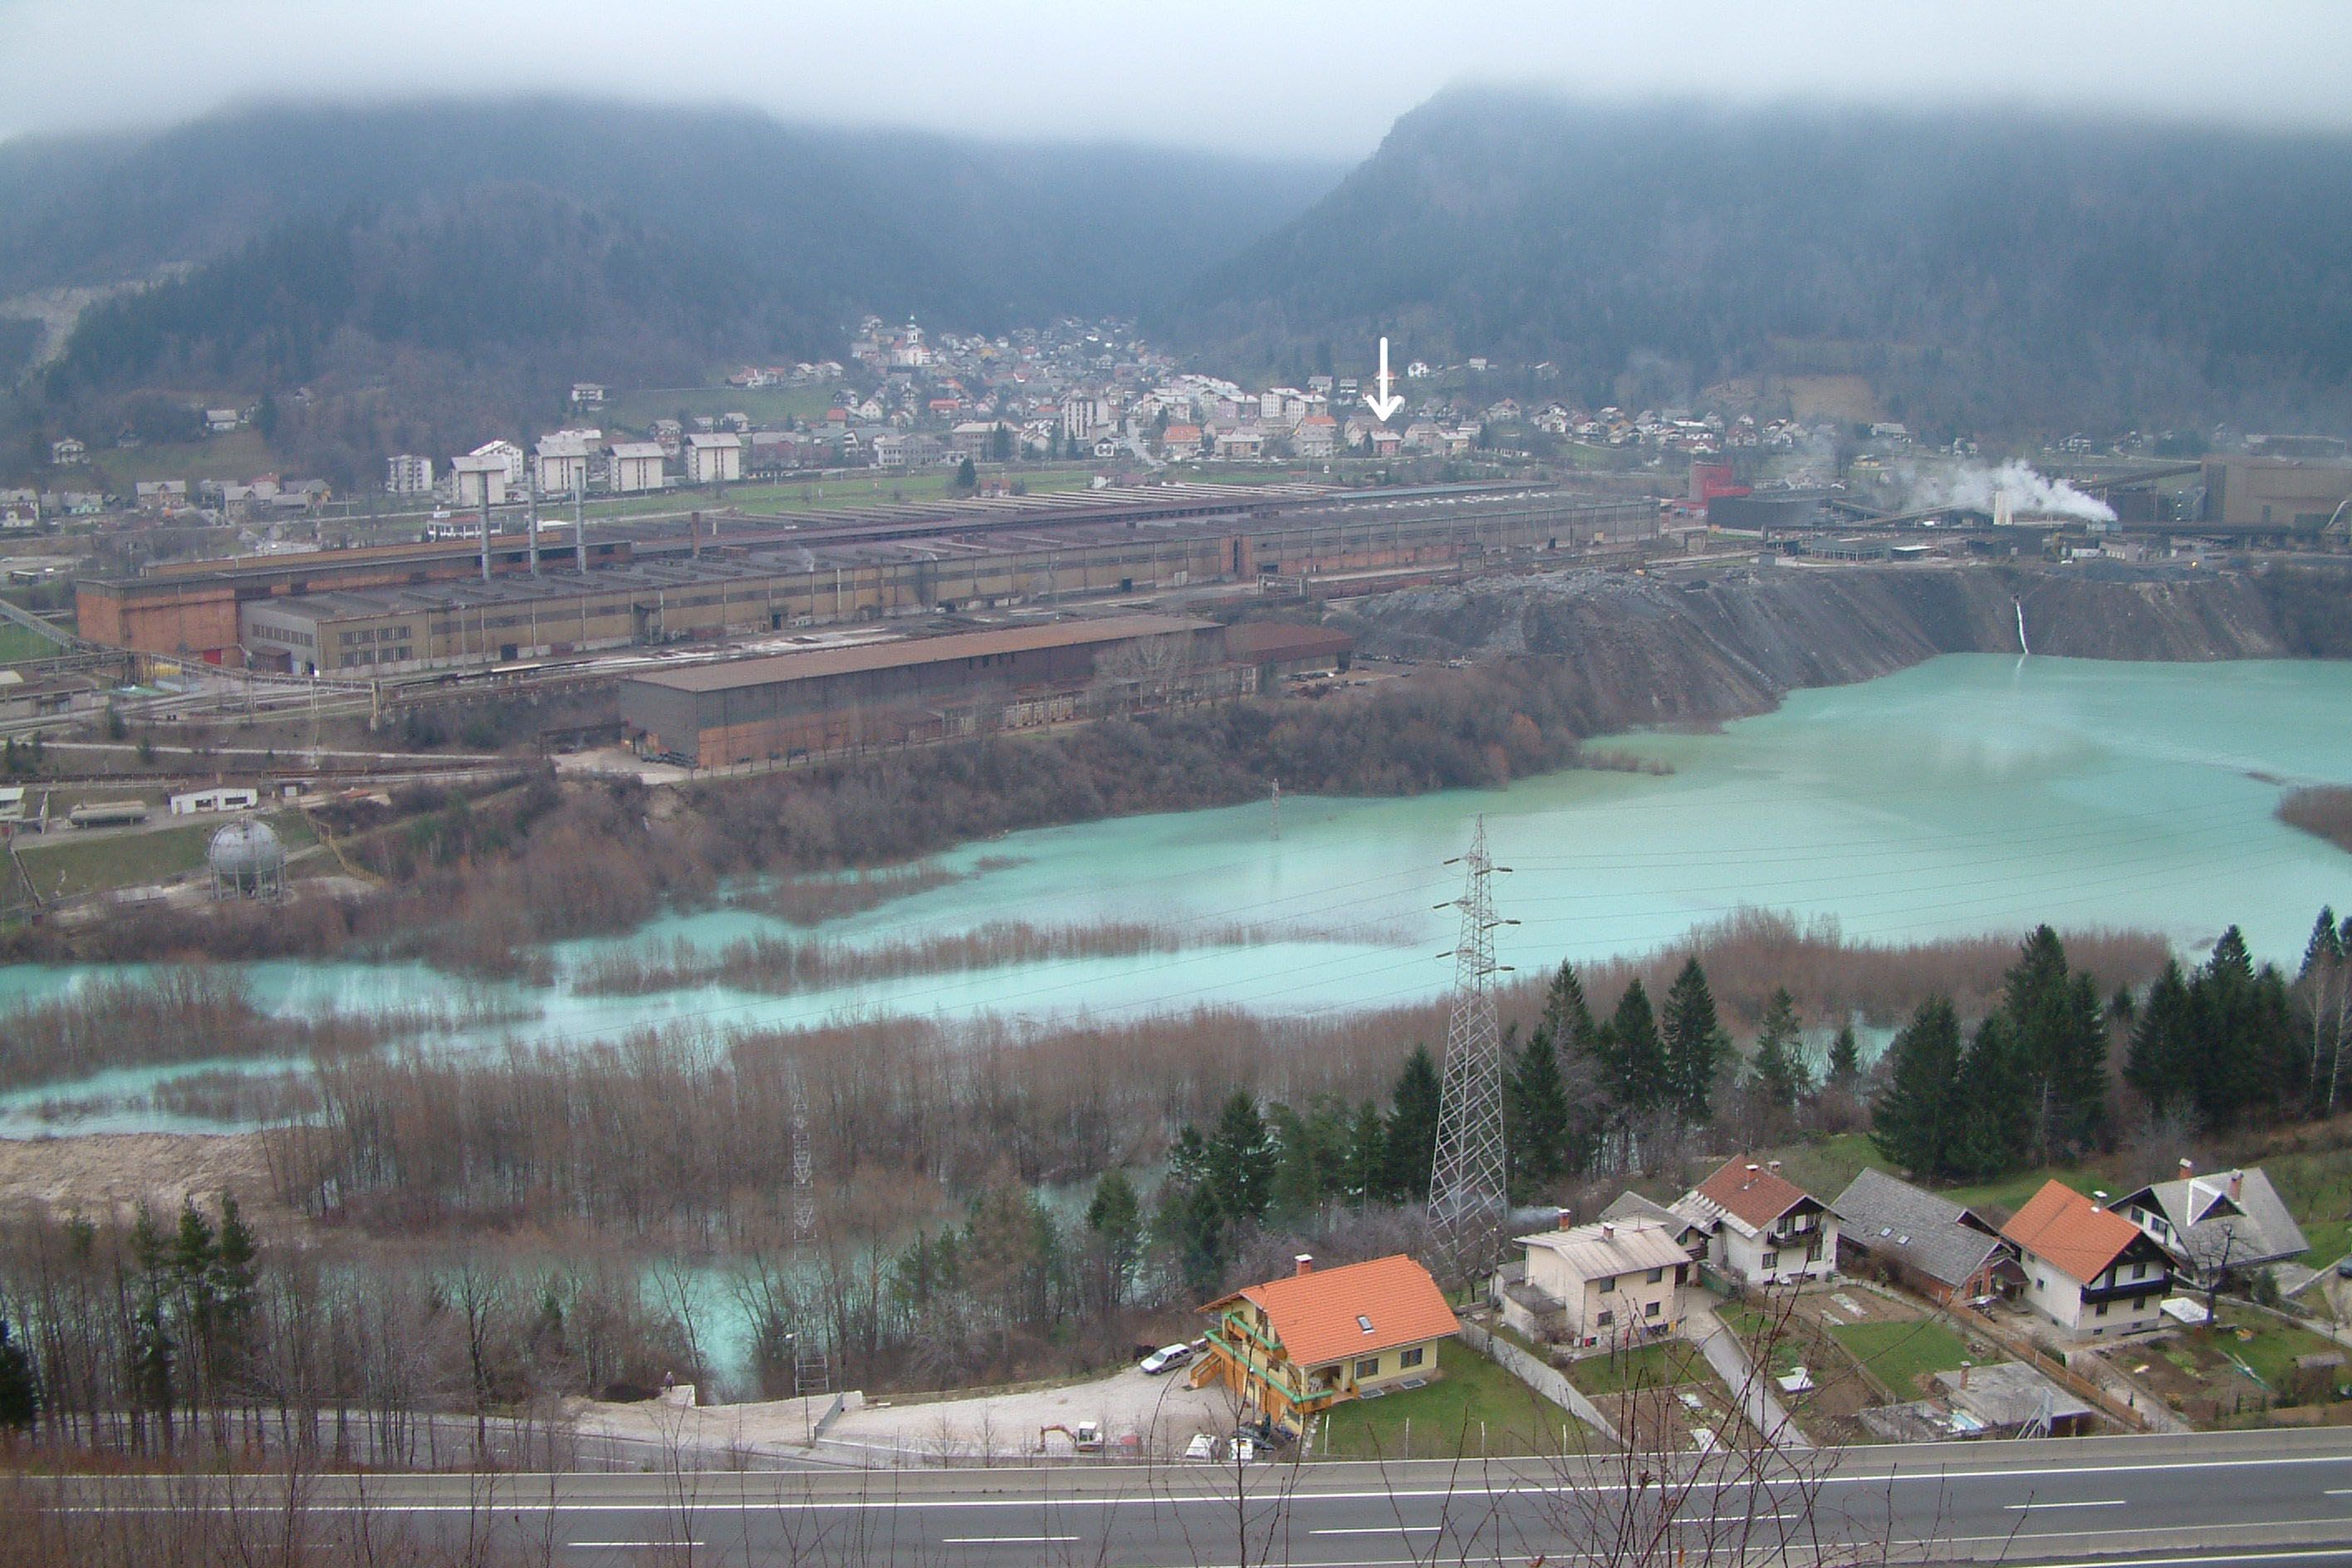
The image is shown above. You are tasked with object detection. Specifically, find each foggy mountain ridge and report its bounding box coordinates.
[1160,86,2352,434]
[0,96,1343,319]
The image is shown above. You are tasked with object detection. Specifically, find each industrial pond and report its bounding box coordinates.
[6,651,2351,1134]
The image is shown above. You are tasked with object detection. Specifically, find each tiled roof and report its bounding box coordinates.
[2000,1180,2144,1285]
[1830,1168,2010,1290]
[1689,1157,1816,1233]
[1206,1255,1458,1370]
[2113,1168,2309,1272]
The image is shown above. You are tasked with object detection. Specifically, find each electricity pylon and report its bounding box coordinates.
[788,1066,831,1405]
[1428,816,1514,1283]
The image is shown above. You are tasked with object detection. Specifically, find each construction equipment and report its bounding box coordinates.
[1038,1421,1102,1453]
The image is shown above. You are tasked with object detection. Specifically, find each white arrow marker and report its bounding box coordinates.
[1364,336,1404,422]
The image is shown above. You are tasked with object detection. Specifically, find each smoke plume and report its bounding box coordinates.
[1904,458,2116,524]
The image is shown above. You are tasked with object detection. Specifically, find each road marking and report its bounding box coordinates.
[566,1544,702,1551]
[2004,1499,2127,1512]
[1312,1525,1441,1536]
[2326,1488,2352,1496]
[940,1536,1080,1546]
[2004,1553,2352,1568]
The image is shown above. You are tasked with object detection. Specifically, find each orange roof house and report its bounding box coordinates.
[1196,1254,1459,1432]
[2000,1180,2173,1337]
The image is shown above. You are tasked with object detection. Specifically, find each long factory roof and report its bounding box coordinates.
[625,615,1217,693]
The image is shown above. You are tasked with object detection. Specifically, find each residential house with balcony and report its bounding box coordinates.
[2001,1179,2173,1338]
[1195,1254,1458,1434]
[1671,1157,1839,1287]
[2111,1159,2307,1289]
[1501,1218,1693,1349]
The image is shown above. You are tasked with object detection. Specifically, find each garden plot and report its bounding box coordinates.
[2097,1310,2350,1427]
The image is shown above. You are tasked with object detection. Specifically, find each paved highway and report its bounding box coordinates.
[31,1427,2352,1565]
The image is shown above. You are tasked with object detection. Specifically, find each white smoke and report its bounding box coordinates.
[1905,458,2115,525]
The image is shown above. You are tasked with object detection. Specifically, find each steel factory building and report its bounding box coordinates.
[75,484,1657,674]
[620,615,1237,766]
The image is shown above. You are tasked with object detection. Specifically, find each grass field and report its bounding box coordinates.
[17,809,315,900]
[1564,1338,1710,1398]
[81,429,280,488]
[2216,1306,2348,1392]
[1830,1319,1972,1396]
[603,385,836,431]
[1316,1341,1588,1459]
[0,623,63,664]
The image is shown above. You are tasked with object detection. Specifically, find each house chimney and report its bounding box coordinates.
[1293,1254,1314,1276]
[2179,1158,2194,1183]
[1746,1163,1761,1174]
[1601,1222,1616,1242]
[1557,1208,1574,1232]
[2230,1170,2244,1201]
[1958,1360,1971,1390]
[1768,1160,1783,1174]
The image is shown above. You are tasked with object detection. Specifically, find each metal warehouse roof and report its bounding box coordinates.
[622,614,1218,693]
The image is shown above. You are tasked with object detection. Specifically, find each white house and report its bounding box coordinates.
[570,382,606,406]
[386,454,434,496]
[49,438,85,466]
[535,434,593,497]
[1672,1157,1839,1288]
[206,408,242,433]
[2001,1179,2173,1338]
[468,439,527,488]
[1504,1218,1693,1349]
[684,432,742,485]
[448,453,507,508]
[169,786,260,816]
[607,442,667,494]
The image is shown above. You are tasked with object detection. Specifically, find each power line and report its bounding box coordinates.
[1428,817,1514,1283]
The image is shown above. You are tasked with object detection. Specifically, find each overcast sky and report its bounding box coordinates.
[6,0,2352,154]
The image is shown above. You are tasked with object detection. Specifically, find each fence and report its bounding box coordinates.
[1458,1321,1622,1447]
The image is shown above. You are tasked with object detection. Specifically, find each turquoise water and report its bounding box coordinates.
[6,654,2350,1133]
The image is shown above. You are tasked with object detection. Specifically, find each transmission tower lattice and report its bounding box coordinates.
[1427,816,1512,1281]
[787,1068,831,1404]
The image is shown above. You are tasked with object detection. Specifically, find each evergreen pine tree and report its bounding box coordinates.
[1205,1092,1273,1223]
[1750,987,1811,1112]
[1871,995,1963,1178]
[1607,980,1669,1120]
[2001,926,2109,1163]
[1951,1015,2026,1180]
[2126,960,2198,1116]
[1509,1029,1572,1194]
[1084,1170,1142,1315]
[0,1319,37,1434]
[1340,1100,1386,1207]
[1384,1046,1443,1202]
[1826,1022,1862,1095]
[1662,958,1729,1125]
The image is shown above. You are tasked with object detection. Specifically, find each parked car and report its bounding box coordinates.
[1183,1433,1219,1462]
[1139,1343,1194,1375]
[2335,1255,2352,1279]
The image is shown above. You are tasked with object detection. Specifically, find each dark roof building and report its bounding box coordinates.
[1830,1168,2020,1303]
[2113,1160,2310,1281]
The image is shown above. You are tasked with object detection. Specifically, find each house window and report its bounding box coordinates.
[1596,1309,1615,1327]
[1354,1356,1380,1379]
[1647,1267,1664,1284]
[2095,1301,2109,1317]
[1356,1315,1374,1333]
[1644,1301,1662,1319]
[2130,1262,2145,1281]
[1762,1252,1779,1270]
[1399,1347,1424,1370]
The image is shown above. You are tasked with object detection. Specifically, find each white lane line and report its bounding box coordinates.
[2326,1487,2352,1495]
[940,1536,1080,1546]
[566,1544,702,1551]
[2004,1499,2128,1512]
[1311,1525,1442,1536]
[1673,1512,1795,1525]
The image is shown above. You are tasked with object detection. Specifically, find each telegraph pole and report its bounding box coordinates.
[1428,816,1515,1283]
[788,1065,831,1423]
